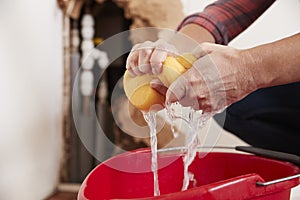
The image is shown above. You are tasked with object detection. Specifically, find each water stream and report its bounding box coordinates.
[166,103,209,191]
[143,111,160,196]
[143,104,209,196]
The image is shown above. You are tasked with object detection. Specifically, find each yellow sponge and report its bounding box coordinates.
[123,53,196,111]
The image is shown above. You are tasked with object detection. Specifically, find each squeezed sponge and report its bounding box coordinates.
[123,53,196,111]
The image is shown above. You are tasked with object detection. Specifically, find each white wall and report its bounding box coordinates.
[0,0,63,199]
[230,0,300,48]
[181,0,300,48]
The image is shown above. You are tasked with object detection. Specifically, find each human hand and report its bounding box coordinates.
[161,43,258,113]
[126,39,178,77]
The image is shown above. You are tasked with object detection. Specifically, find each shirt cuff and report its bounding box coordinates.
[177,13,229,45]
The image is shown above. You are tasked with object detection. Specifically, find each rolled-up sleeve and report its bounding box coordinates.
[178,0,276,44]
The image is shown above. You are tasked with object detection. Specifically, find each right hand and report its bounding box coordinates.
[165,43,258,113]
[126,39,178,77]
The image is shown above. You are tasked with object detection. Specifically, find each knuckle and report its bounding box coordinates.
[132,43,141,50]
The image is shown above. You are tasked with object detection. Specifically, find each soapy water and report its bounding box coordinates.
[143,103,211,196]
[166,102,210,191]
[188,172,198,188]
[143,111,160,196]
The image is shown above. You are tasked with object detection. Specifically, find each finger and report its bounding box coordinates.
[126,54,136,77]
[178,95,199,110]
[131,43,142,51]
[156,39,178,55]
[150,39,178,75]
[166,76,188,103]
[200,104,213,113]
[126,43,141,76]
[138,47,153,73]
[137,41,154,71]
[150,79,167,96]
[174,81,200,110]
[129,51,144,76]
[150,48,167,75]
[192,42,218,58]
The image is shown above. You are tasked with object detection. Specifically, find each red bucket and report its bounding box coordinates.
[78,149,300,200]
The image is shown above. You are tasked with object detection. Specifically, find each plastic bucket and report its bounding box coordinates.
[78,149,300,200]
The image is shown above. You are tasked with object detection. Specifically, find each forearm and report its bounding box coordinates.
[246,33,300,89]
[178,24,215,44]
[166,24,215,53]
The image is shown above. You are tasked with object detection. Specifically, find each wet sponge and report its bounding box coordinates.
[123,53,196,111]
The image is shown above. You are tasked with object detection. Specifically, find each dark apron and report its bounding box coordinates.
[214,82,300,156]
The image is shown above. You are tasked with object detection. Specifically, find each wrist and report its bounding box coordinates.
[167,24,216,54]
[240,48,271,90]
[179,24,215,44]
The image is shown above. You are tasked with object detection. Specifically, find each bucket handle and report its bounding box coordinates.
[234,146,300,186]
[157,146,300,186]
[158,146,300,167]
[256,173,300,186]
[235,146,300,167]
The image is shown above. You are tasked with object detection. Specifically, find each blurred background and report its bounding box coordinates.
[0,0,299,199]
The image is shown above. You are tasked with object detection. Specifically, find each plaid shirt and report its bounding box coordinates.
[178,0,276,44]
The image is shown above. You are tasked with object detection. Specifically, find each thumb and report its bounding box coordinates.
[165,75,188,103]
[192,42,219,58]
[150,79,167,96]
